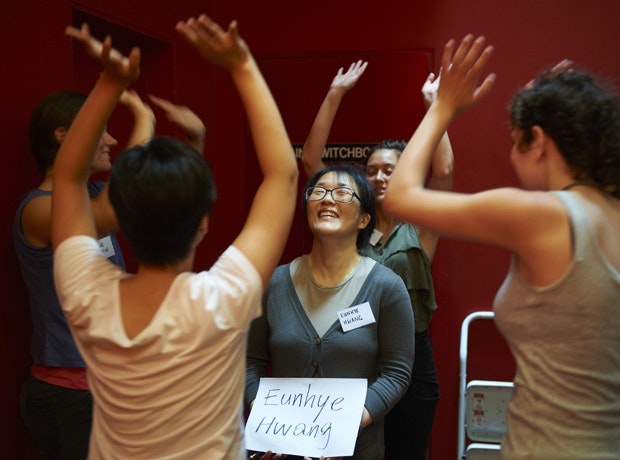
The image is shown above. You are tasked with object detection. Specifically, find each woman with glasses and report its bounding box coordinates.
[299,64,453,460]
[246,164,415,460]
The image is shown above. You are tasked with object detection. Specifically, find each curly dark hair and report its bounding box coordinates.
[509,68,620,198]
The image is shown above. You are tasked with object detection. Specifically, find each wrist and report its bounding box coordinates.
[327,86,347,98]
[98,71,132,93]
[187,126,206,140]
[427,100,456,126]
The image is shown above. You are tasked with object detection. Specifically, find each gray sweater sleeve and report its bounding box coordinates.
[363,267,415,421]
[245,291,272,406]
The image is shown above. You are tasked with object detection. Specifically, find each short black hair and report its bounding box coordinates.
[108,136,217,266]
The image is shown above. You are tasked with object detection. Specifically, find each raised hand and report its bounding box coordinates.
[148,95,206,152]
[120,90,153,118]
[330,60,368,94]
[299,60,367,177]
[65,23,140,85]
[437,34,495,116]
[421,72,440,109]
[119,90,156,148]
[524,58,574,88]
[175,15,250,70]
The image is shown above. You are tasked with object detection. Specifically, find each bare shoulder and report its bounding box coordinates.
[574,191,620,268]
[449,187,569,254]
[475,187,565,212]
[490,188,569,238]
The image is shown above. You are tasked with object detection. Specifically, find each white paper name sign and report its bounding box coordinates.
[245,377,367,458]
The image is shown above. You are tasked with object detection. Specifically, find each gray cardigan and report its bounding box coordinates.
[246,259,415,459]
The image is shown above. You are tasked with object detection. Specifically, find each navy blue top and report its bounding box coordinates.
[13,182,125,367]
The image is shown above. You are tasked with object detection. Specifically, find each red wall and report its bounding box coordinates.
[2,1,619,459]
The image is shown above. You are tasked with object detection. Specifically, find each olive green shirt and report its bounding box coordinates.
[363,223,437,332]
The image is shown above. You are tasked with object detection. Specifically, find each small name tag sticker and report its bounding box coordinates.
[369,229,383,246]
[98,235,116,259]
[337,302,375,332]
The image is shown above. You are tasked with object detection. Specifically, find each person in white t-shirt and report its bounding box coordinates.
[50,15,298,460]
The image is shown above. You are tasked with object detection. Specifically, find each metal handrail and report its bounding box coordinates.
[456,310,495,460]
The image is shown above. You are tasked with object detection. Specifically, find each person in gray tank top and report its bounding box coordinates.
[383,34,620,459]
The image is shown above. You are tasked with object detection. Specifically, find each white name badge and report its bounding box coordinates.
[337,302,375,332]
[369,229,383,246]
[98,235,117,259]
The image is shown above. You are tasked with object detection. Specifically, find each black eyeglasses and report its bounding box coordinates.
[304,186,360,203]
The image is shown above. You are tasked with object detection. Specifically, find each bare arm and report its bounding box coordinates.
[25,90,148,247]
[386,36,495,213]
[384,36,494,235]
[176,15,298,287]
[421,72,455,194]
[149,94,206,153]
[382,34,570,279]
[300,60,367,178]
[87,90,154,236]
[52,24,140,250]
[417,72,455,261]
[384,36,556,253]
[119,89,155,148]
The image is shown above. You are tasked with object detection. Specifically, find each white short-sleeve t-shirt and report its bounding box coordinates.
[54,236,262,460]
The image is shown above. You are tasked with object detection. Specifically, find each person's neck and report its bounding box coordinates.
[134,255,194,279]
[374,204,399,236]
[561,180,597,191]
[39,172,53,191]
[308,240,361,287]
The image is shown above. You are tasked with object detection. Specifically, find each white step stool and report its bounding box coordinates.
[457,311,514,460]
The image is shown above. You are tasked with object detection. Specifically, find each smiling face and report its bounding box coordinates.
[306,171,370,244]
[365,149,400,203]
[90,130,118,173]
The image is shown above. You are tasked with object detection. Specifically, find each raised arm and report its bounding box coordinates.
[149,94,206,153]
[86,90,155,236]
[300,60,368,178]
[381,35,559,253]
[387,36,494,204]
[421,72,454,194]
[52,25,140,250]
[176,15,298,287]
[119,89,155,148]
[382,36,557,258]
[417,72,455,261]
